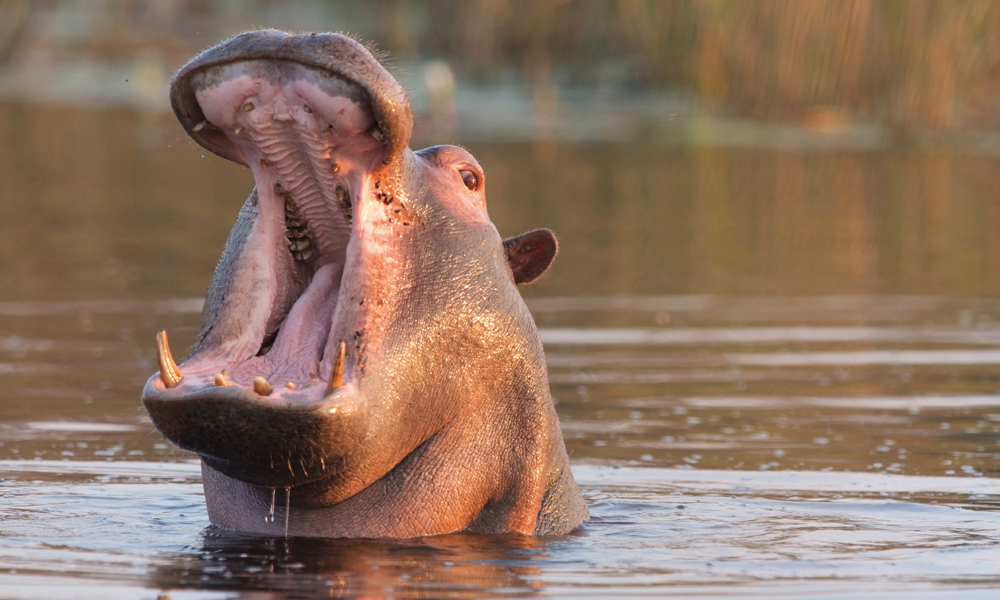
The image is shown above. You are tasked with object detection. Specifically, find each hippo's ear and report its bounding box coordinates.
[503,229,558,285]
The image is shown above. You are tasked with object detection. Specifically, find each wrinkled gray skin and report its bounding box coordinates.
[141,30,587,538]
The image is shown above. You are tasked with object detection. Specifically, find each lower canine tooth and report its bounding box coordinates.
[155,330,183,388]
[326,341,345,395]
[214,373,231,387]
[253,376,273,396]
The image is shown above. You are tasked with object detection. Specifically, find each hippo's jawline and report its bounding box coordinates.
[151,59,388,406]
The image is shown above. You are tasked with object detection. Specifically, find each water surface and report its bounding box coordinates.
[2,100,1000,598]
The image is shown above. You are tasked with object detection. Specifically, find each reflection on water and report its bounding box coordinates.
[2,83,1000,596]
[4,461,1000,599]
[4,101,1000,302]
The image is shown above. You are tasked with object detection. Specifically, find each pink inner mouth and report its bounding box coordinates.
[157,60,386,403]
[229,261,342,386]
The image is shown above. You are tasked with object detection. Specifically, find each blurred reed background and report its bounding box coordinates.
[3,0,1000,132]
[1,0,1000,302]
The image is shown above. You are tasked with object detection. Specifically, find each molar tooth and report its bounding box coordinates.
[155,330,183,388]
[285,382,296,390]
[289,238,311,251]
[330,163,340,173]
[221,368,231,377]
[235,126,244,135]
[260,159,268,168]
[370,126,384,141]
[214,373,231,387]
[303,105,313,114]
[298,247,315,261]
[192,120,206,132]
[253,376,273,396]
[242,102,254,112]
[325,341,345,395]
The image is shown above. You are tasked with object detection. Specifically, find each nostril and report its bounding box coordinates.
[460,170,478,191]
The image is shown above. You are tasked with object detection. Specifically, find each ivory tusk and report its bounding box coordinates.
[155,330,183,388]
[326,341,345,395]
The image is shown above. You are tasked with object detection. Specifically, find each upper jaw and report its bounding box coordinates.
[170,29,412,184]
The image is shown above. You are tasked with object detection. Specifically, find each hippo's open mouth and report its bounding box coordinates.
[148,56,405,409]
[142,32,426,412]
[141,33,417,488]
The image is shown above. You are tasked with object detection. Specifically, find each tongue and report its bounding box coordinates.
[231,262,342,387]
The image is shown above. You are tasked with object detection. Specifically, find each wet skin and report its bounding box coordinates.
[141,30,588,538]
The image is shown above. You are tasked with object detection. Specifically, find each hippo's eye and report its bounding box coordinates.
[460,170,479,191]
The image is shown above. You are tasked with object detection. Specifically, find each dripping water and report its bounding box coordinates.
[284,487,291,538]
[265,488,276,523]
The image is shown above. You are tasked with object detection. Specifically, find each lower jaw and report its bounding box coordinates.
[141,383,365,495]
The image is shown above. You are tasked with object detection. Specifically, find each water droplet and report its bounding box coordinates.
[265,488,276,523]
[284,486,291,538]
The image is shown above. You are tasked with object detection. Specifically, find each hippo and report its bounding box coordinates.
[141,30,588,538]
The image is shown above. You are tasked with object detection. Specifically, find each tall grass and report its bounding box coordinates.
[396,0,1000,130]
[4,0,1000,130]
